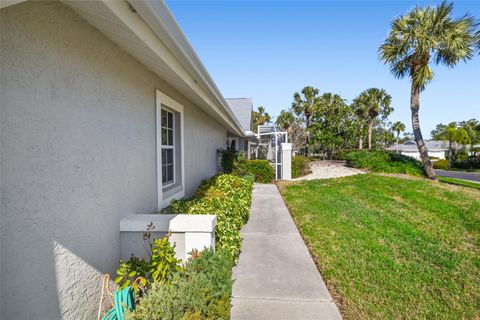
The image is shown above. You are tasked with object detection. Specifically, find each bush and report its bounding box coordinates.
[346,150,425,177]
[433,159,449,169]
[452,157,480,170]
[114,233,182,293]
[128,249,233,320]
[244,160,275,183]
[292,156,311,178]
[169,174,253,259]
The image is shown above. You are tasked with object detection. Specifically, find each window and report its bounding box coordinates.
[161,109,175,186]
[156,90,185,209]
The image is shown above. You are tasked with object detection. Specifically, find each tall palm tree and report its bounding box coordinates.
[275,110,295,139]
[292,86,320,156]
[352,88,392,149]
[379,1,478,179]
[392,121,406,153]
[252,106,271,132]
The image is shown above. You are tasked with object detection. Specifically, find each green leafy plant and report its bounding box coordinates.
[432,159,449,170]
[291,156,311,178]
[169,174,253,259]
[128,249,234,320]
[346,150,425,177]
[115,231,182,292]
[243,160,275,183]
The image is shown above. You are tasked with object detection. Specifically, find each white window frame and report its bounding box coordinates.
[161,108,175,187]
[156,89,185,209]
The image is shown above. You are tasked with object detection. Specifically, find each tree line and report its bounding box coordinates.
[254,1,479,180]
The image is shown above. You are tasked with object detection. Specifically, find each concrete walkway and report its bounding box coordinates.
[231,184,342,320]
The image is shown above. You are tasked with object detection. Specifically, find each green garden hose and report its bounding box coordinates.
[102,286,135,320]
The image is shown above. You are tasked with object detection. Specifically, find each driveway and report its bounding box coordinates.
[435,169,480,183]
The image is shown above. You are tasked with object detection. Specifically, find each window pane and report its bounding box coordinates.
[168,112,173,129]
[162,165,167,183]
[167,149,173,164]
[162,149,167,165]
[167,164,173,182]
[168,129,173,146]
[161,109,167,127]
[162,128,168,145]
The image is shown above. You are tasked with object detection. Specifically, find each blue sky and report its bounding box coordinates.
[167,0,480,136]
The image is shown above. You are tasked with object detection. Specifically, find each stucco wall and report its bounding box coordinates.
[0,2,226,319]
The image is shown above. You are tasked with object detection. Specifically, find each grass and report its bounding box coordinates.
[438,176,480,190]
[279,174,480,320]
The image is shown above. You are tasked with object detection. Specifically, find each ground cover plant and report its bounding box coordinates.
[346,150,424,176]
[279,174,480,319]
[127,249,233,320]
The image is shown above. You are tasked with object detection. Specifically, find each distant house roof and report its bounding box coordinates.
[388,140,448,152]
[225,98,253,133]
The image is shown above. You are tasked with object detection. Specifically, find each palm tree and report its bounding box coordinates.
[252,106,271,132]
[275,110,295,140]
[392,121,406,153]
[292,86,321,156]
[352,88,392,149]
[379,1,478,179]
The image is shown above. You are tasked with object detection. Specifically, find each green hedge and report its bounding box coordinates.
[452,157,480,170]
[128,249,233,320]
[169,174,253,259]
[433,159,449,169]
[292,156,311,178]
[245,160,275,183]
[346,150,425,177]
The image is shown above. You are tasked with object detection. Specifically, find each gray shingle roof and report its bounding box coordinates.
[225,98,253,133]
[388,140,448,151]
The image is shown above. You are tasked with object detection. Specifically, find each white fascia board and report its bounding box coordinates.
[0,0,27,9]
[102,0,244,137]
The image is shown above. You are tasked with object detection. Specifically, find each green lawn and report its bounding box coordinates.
[438,176,480,190]
[279,174,480,320]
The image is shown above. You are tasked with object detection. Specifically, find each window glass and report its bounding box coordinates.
[161,108,175,185]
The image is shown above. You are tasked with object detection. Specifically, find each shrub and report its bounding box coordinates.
[128,249,233,320]
[452,157,480,170]
[115,233,182,293]
[292,156,311,178]
[346,150,425,177]
[244,160,275,183]
[433,159,449,169]
[169,174,253,259]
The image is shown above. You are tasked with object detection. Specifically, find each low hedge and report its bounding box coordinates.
[169,174,253,259]
[128,248,233,320]
[346,150,425,177]
[433,159,449,169]
[244,160,275,183]
[292,156,311,178]
[452,157,480,170]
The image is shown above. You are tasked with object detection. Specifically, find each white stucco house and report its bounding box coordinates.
[225,97,257,153]
[0,1,247,319]
[388,140,448,160]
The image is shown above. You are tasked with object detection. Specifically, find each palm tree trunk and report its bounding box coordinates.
[368,120,373,149]
[396,135,400,154]
[411,86,436,179]
[448,140,452,169]
[358,124,363,149]
[305,117,310,157]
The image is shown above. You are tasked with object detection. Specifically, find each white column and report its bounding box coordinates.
[281,143,292,180]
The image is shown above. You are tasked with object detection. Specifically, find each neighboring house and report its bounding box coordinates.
[388,140,448,160]
[0,1,245,319]
[225,98,256,153]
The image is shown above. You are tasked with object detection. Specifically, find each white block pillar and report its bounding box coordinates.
[281,143,292,180]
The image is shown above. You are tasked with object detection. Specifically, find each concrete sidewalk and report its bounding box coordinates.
[231,184,342,320]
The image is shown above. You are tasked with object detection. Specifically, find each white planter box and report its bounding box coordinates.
[120,214,216,262]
